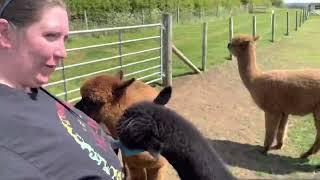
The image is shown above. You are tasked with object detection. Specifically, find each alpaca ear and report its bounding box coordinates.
[154,86,172,105]
[116,70,124,80]
[113,78,135,99]
[254,36,260,41]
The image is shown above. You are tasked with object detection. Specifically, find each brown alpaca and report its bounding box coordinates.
[228,34,320,158]
[74,71,167,180]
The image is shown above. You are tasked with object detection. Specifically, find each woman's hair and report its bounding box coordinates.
[0,0,66,28]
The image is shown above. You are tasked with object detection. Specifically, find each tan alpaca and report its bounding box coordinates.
[74,71,167,180]
[228,34,320,158]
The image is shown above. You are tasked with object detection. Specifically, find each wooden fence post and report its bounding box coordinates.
[252,15,256,37]
[306,9,309,20]
[295,11,298,31]
[271,12,275,42]
[118,30,123,69]
[286,11,289,36]
[142,9,145,24]
[299,10,302,27]
[202,22,208,71]
[229,16,233,60]
[302,9,305,23]
[177,5,180,23]
[172,45,202,74]
[162,14,173,87]
[84,10,89,30]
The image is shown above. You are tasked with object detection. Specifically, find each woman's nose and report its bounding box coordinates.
[55,43,67,59]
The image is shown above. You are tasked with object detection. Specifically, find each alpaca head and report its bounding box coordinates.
[74,70,135,136]
[228,34,260,58]
[116,86,172,156]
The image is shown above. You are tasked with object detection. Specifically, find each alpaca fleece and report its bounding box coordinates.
[228,34,320,158]
[117,100,235,180]
[74,71,167,180]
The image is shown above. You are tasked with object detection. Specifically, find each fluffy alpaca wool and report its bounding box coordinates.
[228,34,320,158]
[74,71,167,180]
[117,87,235,180]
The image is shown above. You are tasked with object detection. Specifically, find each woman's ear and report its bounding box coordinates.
[0,19,14,48]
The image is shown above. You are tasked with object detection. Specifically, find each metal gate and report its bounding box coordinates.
[44,23,165,103]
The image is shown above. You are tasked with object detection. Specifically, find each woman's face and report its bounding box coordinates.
[12,6,69,88]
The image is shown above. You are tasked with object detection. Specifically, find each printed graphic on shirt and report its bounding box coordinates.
[55,102,123,180]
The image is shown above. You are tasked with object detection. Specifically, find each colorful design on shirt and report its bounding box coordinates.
[55,102,123,180]
[86,118,108,152]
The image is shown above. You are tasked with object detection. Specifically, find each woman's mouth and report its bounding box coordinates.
[45,64,56,69]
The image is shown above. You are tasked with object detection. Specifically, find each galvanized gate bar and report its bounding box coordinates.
[66,36,160,52]
[70,23,161,35]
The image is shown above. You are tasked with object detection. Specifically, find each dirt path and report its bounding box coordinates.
[164,60,266,179]
[162,17,320,179]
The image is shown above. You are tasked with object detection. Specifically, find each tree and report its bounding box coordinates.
[241,0,250,5]
[271,0,283,7]
[155,0,175,12]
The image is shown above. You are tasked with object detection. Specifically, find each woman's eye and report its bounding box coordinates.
[44,33,59,41]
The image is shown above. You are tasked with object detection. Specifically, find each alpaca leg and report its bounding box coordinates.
[122,159,129,180]
[271,113,289,150]
[146,158,167,180]
[300,111,320,158]
[262,112,282,154]
[146,165,166,180]
[127,167,147,180]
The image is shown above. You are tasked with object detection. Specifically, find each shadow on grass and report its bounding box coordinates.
[208,139,318,175]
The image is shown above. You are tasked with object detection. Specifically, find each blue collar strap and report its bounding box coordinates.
[0,0,14,17]
[112,140,144,156]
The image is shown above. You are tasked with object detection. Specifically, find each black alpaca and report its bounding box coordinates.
[117,87,235,180]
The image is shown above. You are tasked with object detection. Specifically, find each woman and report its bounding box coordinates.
[0,0,123,179]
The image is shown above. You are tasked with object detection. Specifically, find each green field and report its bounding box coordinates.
[48,8,305,103]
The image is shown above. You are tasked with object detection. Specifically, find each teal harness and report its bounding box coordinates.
[112,140,145,156]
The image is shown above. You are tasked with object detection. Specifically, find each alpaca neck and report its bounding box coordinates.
[162,143,215,180]
[161,134,234,180]
[236,46,261,89]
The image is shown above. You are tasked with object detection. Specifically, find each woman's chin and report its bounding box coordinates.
[35,75,51,87]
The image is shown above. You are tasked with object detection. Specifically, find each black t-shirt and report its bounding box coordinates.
[0,84,123,180]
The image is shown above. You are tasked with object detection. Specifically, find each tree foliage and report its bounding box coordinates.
[65,0,281,22]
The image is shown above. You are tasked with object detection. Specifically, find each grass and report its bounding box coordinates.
[48,8,303,103]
